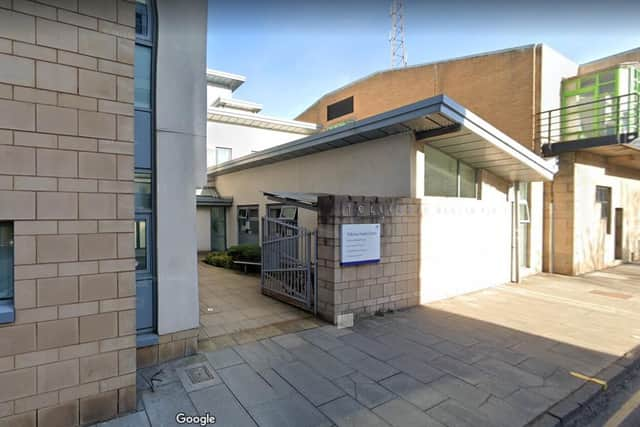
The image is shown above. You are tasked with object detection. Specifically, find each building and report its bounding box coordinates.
[206,43,639,324]
[208,95,557,319]
[196,69,317,252]
[0,0,207,425]
[295,44,640,276]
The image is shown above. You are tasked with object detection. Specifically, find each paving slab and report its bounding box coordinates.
[329,345,399,381]
[273,361,345,405]
[387,355,445,383]
[289,343,354,379]
[96,411,151,427]
[218,364,291,408]
[339,332,403,361]
[430,355,491,385]
[474,357,544,388]
[380,373,448,411]
[141,381,197,427]
[427,399,495,427]
[319,395,389,427]
[246,393,332,427]
[373,398,445,427]
[479,396,535,427]
[234,339,295,371]
[376,334,442,362]
[203,347,244,370]
[333,372,396,409]
[189,383,257,427]
[298,328,345,351]
[428,374,491,407]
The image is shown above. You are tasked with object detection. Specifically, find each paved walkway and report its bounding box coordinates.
[198,262,312,341]
[99,264,640,427]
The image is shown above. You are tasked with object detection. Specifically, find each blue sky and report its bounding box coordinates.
[207,0,640,119]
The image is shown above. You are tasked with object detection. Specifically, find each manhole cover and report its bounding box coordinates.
[186,366,215,385]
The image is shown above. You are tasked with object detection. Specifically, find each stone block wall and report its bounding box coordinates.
[0,1,137,426]
[316,196,420,323]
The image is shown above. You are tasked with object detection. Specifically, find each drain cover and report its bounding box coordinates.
[186,365,214,385]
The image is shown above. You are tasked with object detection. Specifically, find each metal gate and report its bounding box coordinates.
[261,216,317,312]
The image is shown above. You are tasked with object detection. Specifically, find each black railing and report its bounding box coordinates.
[536,93,639,147]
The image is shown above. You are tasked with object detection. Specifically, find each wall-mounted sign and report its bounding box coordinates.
[341,224,381,266]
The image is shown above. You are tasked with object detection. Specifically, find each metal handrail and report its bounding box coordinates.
[535,92,639,147]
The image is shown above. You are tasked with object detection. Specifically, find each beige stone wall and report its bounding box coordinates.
[572,153,640,274]
[296,45,540,151]
[0,1,136,426]
[136,328,199,370]
[545,152,640,275]
[316,196,420,322]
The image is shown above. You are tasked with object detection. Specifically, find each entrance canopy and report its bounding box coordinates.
[208,95,557,182]
[263,191,325,211]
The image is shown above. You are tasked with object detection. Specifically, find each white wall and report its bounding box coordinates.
[207,85,232,108]
[196,207,211,252]
[213,133,415,246]
[155,0,207,335]
[207,121,307,168]
[539,45,579,115]
[420,198,512,303]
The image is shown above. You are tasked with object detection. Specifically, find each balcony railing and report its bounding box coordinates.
[536,93,639,150]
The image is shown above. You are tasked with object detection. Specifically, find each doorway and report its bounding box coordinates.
[615,208,623,260]
[210,206,226,252]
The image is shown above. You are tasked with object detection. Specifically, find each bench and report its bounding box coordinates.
[233,260,261,273]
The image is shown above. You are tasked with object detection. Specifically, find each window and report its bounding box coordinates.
[424,145,477,198]
[135,219,148,271]
[596,186,612,234]
[216,147,232,165]
[0,223,13,301]
[517,183,530,268]
[135,0,152,40]
[327,96,354,121]
[0,222,14,323]
[238,206,259,245]
[135,173,152,210]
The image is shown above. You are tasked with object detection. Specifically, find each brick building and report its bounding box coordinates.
[295,44,640,276]
[0,0,207,426]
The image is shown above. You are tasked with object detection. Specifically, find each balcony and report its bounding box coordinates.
[536,92,639,158]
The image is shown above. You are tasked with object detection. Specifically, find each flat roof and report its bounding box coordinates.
[207,107,319,135]
[208,94,557,182]
[206,69,246,91]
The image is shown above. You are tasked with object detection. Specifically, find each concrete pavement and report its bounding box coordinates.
[97,263,640,426]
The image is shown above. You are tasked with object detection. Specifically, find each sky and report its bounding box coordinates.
[206,0,640,119]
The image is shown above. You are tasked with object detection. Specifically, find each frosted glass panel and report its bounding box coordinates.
[424,145,457,197]
[135,45,151,108]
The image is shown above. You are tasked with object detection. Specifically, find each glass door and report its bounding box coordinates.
[210,207,226,252]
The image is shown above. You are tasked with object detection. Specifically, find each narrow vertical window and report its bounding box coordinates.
[0,222,14,323]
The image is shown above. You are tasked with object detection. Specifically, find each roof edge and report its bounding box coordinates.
[295,43,539,119]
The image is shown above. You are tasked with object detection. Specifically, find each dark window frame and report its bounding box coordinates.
[327,96,354,121]
[0,222,14,302]
[596,185,612,234]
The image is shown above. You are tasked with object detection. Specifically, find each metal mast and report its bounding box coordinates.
[389,0,407,68]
